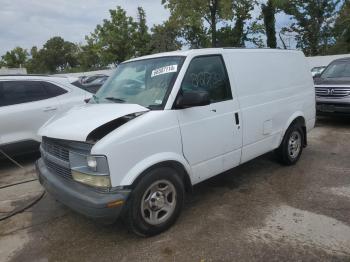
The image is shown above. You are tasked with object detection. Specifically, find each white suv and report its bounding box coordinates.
[0,75,92,155]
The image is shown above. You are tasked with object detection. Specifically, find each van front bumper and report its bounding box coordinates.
[36,158,131,223]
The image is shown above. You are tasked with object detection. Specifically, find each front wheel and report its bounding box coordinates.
[275,124,304,165]
[125,167,185,236]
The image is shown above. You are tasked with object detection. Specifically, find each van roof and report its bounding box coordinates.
[126,48,302,63]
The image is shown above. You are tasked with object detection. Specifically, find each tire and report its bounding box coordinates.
[125,167,185,237]
[275,123,304,165]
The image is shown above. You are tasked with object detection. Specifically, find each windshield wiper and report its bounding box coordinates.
[147,104,162,110]
[104,97,126,103]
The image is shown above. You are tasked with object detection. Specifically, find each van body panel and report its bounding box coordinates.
[224,51,315,163]
[90,110,189,187]
[39,103,149,142]
[176,99,242,184]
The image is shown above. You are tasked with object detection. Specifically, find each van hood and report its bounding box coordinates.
[39,103,149,142]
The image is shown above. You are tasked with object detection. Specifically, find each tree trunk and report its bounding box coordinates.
[262,0,277,48]
[209,0,218,47]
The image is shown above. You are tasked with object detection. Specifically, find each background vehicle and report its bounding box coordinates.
[81,74,108,84]
[314,58,350,115]
[81,75,109,93]
[0,75,92,156]
[36,48,315,236]
[311,66,326,77]
[73,74,109,94]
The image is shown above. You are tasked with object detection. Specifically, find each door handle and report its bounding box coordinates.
[43,106,57,112]
[235,112,240,125]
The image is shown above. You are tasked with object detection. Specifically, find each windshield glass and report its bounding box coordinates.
[93,56,185,109]
[321,61,350,78]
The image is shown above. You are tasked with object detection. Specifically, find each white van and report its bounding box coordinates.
[36,48,315,236]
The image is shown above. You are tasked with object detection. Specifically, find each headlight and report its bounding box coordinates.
[87,156,97,171]
[72,170,111,188]
[70,153,111,188]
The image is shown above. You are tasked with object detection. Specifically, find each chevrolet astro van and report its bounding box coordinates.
[36,48,316,236]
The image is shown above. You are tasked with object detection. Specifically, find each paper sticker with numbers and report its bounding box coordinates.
[151,65,178,78]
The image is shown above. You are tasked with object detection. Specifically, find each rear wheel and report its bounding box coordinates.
[125,167,185,236]
[276,123,304,165]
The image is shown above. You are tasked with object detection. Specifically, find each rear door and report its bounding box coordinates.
[176,55,242,183]
[53,81,89,111]
[0,80,62,145]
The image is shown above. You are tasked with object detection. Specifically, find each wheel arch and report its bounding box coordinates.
[120,153,193,193]
[280,112,307,147]
[130,161,193,193]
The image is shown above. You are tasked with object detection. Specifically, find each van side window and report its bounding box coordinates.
[180,55,232,103]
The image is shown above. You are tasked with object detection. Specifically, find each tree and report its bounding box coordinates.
[232,0,258,47]
[331,0,350,54]
[25,37,79,73]
[26,46,46,73]
[162,0,233,47]
[77,42,102,71]
[280,0,342,56]
[262,0,277,48]
[1,47,28,68]
[149,21,182,53]
[86,6,138,66]
[181,23,211,49]
[216,0,259,47]
[134,7,152,56]
[40,37,79,72]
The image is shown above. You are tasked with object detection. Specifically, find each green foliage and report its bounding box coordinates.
[77,41,102,71]
[280,0,342,56]
[330,0,350,54]
[246,22,265,48]
[162,0,233,47]
[232,0,258,47]
[26,37,79,73]
[181,23,211,49]
[134,7,152,56]
[86,6,138,66]
[163,0,258,48]
[1,47,28,68]
[149,21,182,53]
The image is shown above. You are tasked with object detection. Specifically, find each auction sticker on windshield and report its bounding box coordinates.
[151,65,178,78]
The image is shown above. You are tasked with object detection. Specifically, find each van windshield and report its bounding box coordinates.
[321,61,350,78]
[92,56,185,109]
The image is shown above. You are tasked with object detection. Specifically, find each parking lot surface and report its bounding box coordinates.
[1,116,350,262]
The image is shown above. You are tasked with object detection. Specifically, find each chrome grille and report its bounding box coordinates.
[42,138,69,162]
[40,137,105,190]
[315,87,350,98]
[44,158,72,180]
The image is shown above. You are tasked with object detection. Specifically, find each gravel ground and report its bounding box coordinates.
[0,116,350,262]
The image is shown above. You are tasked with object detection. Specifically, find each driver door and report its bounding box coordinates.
[175,55,242,184]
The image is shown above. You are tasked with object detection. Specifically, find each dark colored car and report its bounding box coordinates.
[314,57,350,115]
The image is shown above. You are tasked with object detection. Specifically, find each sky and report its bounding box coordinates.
[0,0,170,55]
[0,0,293,56]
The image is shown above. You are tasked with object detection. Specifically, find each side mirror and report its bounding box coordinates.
[175,90,210,109]
[313,73,321,78]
